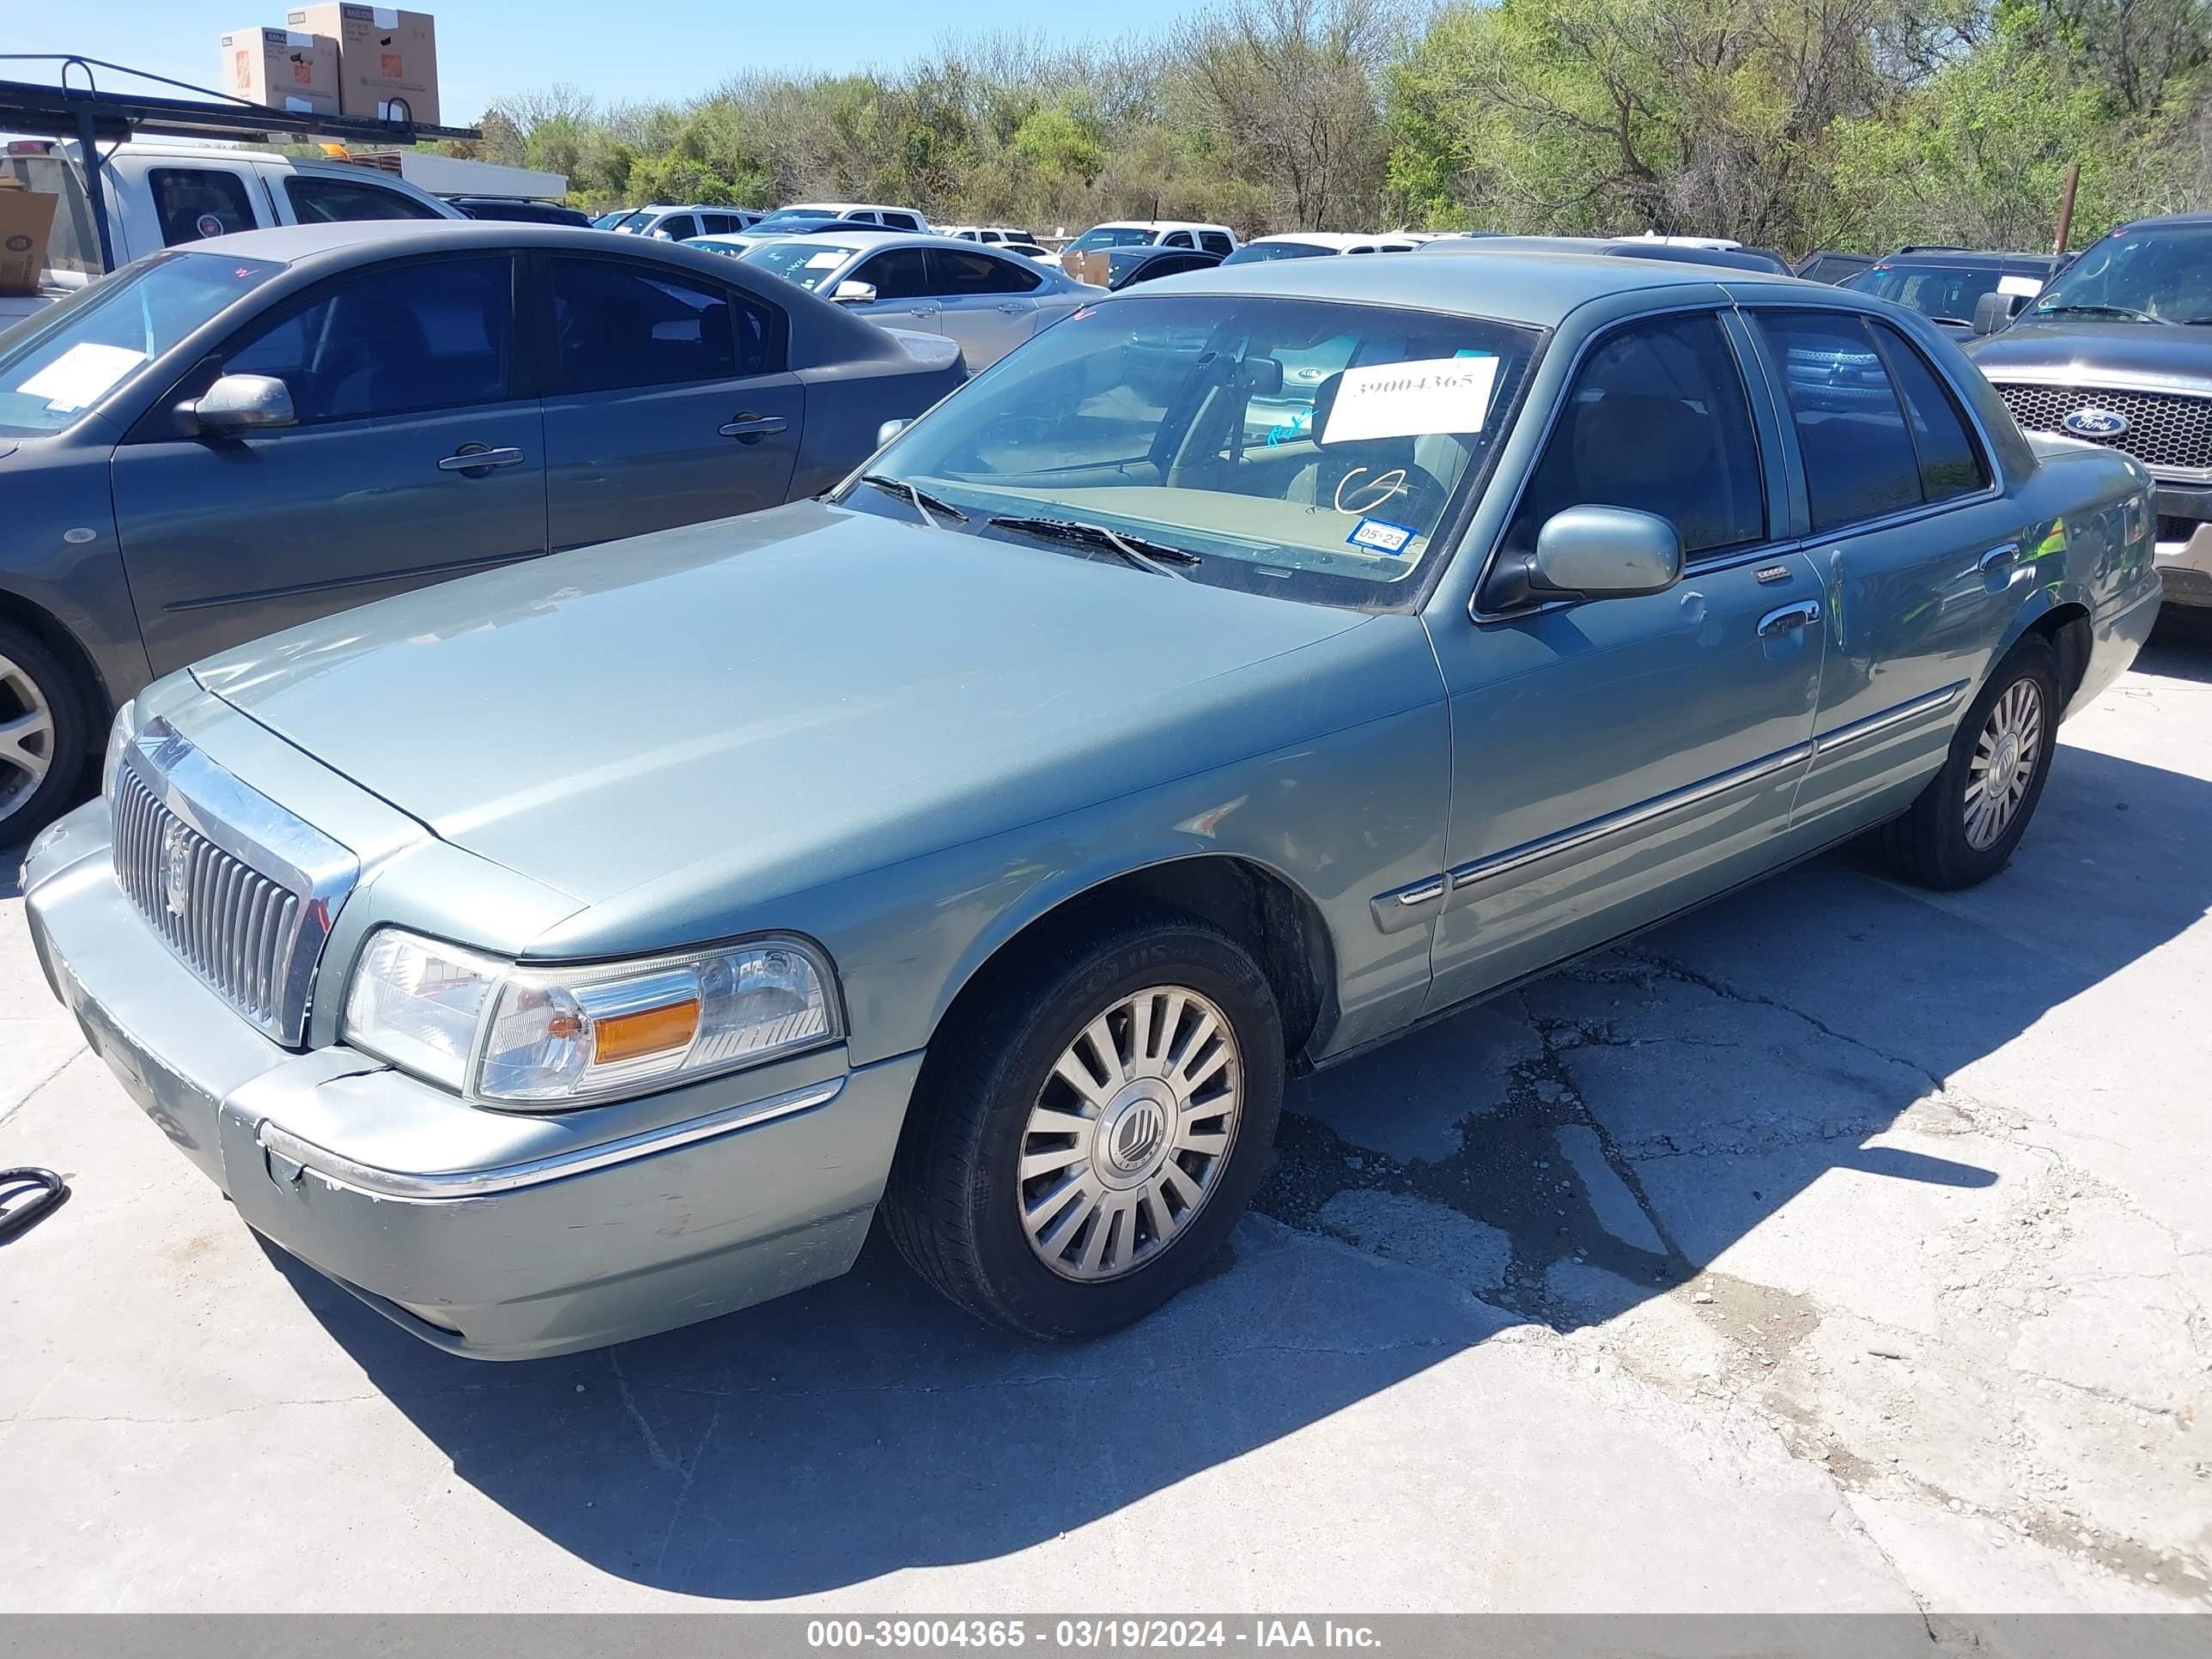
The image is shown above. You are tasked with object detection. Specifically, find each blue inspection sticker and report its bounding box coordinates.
[1347,517,1417,555]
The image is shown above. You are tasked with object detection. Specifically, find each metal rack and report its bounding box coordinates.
[0,55,481,271]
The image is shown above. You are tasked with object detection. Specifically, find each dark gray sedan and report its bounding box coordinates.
[0,221,965,840]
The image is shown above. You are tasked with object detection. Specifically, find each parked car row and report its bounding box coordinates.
[19,244,2160,1367]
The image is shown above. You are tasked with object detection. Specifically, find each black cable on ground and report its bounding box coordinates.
[0,1168,68,1242]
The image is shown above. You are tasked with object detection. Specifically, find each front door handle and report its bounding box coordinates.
[437,445,526,473]
[996,302,1025,313]
[1978,541,2021,574]
[719,414,789,443]
[1758,599,1822,637]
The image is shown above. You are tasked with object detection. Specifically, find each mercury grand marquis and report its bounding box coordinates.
[22,251,2162,1358]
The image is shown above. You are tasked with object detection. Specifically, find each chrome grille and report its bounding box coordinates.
[1991,382,2212,472]
[108,722,358,1046]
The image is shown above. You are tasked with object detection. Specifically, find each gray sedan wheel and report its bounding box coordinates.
[0,623,90,845]
[884,912,1284,1340]
[1875,634,2059,890]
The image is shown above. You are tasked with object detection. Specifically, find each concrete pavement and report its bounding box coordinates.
[2,626,2208,1614]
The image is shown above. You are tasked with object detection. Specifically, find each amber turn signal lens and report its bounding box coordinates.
[591,999,701,1065]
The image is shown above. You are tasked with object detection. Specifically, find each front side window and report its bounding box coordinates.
[1505,312,1765,560]
[222,256,514,423]
[851,248,933,301]
[653,214,699,241]
[283,174,444,224]
[1756,311,1923,532]
[2032,221,2212,325]
[1162,231,1194,249]
[0,252,283,434]
[150,167,256,246]
[862,294,1538,605]
[933,247,1042,295]
[1869,321,1990,501]
[548,258,773,392]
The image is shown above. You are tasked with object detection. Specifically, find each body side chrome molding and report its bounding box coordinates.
[1809,680,1967,761]
[257,1075,847,1200]
[1446,740,1813,896]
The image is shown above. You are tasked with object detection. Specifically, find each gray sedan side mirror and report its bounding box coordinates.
[876,417,909,447]
[185,374,296,434]
[1484,505,1682,611]
[1971,291,2013,336]
[832,280,878,305]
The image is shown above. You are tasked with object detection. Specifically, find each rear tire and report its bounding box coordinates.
[1875,635,2059,890]
[883,914,1285,1340]
[0,622,91,848]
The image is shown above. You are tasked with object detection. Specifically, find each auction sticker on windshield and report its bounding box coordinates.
[1322,355,1499,444]
[17,343,146,413]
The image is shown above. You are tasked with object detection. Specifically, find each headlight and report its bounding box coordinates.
[101,700,137,799]
[341,928,839,1109]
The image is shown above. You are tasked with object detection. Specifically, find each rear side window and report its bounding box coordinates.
[547,258,775,392]
[932,247,1042,295]
[150,167,256,246]
[283,174,444,224]
[1867,322,1990,501]
[1507,311,1765,558]
[222,256,514,423]
[1200,231,1234,255]
[1755,312,1924,533]
[882,212,923,232]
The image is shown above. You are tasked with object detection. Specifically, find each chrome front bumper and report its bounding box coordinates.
[22,801,921,1360]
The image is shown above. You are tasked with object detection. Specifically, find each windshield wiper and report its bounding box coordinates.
[2034,304,2166,324]
[988,514,1202,579]
[857,473,968,528]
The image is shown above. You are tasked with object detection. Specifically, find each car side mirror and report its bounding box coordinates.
[184,374,296,434]
[832,280,877,306]
[1484,506,1683,611]
[876,417,909,447]
[1971,291,2012,336]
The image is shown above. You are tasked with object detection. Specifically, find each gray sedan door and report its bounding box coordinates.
[927,245,1052,368]
[109,252,547,678]
[539,254,803,550]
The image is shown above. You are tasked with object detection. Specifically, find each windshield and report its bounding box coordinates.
[0,252,283,436]
[1844,261,2039,324]
[742,240,853,292]
[1068,227,1156,253]
[2031,222,2212,324]
[592,210,636,230]
[858,293,1538,606]
[753,210,842,232]
[1224,242,1334,264]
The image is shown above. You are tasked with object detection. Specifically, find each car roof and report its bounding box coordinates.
[739,228,1027,254]
[1089,220,1231,233]
[1875,247,2055,265]
[1140,246,1803,325]
[2119,211,2212,230]
[177,219,772,266]
[1245,232,1410,249]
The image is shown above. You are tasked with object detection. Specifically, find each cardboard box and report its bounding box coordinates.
[0,184,59,295]
[218,27,340,117]
[285,4,440,126]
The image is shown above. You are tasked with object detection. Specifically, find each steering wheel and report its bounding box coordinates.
[1331,461,1450,524]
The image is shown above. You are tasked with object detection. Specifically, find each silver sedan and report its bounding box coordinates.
[726,229,1103,369]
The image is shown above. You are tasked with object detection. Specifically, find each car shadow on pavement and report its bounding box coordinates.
[275,644,2212,1602]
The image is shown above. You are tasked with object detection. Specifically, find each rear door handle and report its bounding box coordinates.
[437,445,526,473]
[1978,541,2021,574]
[1758,599,1822,637]
[719,414,789,443]
[996,301,1025,313]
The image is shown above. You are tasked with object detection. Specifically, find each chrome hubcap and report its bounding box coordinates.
[1964,678,2044,851]
[0,653,57,826]
[1018,984,1242,1281]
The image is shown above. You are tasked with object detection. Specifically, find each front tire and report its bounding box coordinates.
[0,623,91,847]
[883,915,1285,1340]
[1875,635,2060,890]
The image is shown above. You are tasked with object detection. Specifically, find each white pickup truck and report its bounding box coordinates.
[2,139,462,325]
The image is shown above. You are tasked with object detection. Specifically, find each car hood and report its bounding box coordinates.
[194,501,1395,912]
[1967,319,2212,386]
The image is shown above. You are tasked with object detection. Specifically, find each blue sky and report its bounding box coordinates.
[5,0,1183,125]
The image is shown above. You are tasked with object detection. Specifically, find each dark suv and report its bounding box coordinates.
[1968,213,2212,607]
[1844,246,2059,337]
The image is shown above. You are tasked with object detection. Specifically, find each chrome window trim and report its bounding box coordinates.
[118,717,358,1045]
[1443,740,1813,898]
[1809,680,1967,760]
[1467,300,1778,624]
[256,1075,847,1201]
